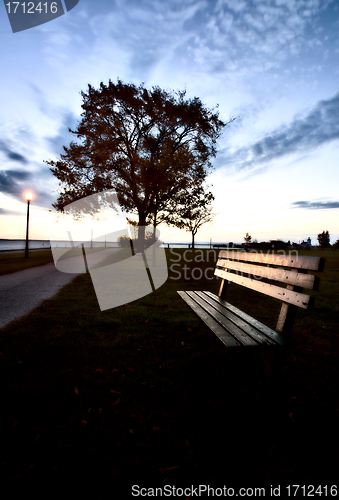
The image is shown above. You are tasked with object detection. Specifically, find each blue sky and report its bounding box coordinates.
[0,0,338,244]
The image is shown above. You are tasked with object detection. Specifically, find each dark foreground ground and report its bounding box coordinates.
[0,249,338,497]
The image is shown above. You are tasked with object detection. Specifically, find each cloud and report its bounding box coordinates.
[217,90,339,172]
[46,111,79,155]
[35,0,337,99]
[0,167,57,208]
[28,82,57,118]
[89,0,208,76]
[0,208,24,216]
[0,170,31,195]
[292,200,339,210]
[0,140,28,164]
[199,0,335,76]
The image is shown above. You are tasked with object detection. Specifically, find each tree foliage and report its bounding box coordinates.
[45,79,233,250]
[117,231,156,250]
[317,230,330,248]
[244,233,252,243]
[163,183,215,248]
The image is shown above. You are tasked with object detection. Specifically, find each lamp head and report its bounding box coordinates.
[25,192,33,202]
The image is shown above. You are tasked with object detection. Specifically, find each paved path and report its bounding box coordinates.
[0,263,80,330]
[0,248,120,330]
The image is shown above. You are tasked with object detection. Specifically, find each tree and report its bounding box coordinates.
[244,233,252,243]
[164,183,215,248]
[46,79,233,252]
[317,230,330,248]
[117,230,156,250]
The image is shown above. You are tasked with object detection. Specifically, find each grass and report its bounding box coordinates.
[0,248,338,496]
[0,246,120,276]
[0,249,54,276]
[57,246,116,260]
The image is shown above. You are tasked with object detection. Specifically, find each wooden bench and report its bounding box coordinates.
[178,251,324,370]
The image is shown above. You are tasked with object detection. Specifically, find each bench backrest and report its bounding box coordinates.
[215,250,324,336]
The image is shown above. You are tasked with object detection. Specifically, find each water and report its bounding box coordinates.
[0,239,51,251]
[161,242,238,249]
[0,239,119,251]
[0,239,232,251]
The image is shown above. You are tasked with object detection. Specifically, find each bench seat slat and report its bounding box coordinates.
[214,268,311,309]
[216,259,316,289]
[177,251,322,359]
[194,291,278,346]
[178,291,286,348]
[185,291,259,346]
[177,291,241,347]
[204,291,286,345]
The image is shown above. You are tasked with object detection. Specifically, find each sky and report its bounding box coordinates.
[0,0,338,245]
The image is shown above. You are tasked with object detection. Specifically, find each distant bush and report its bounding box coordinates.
[144,231,158,248]
[117,235,132,248]
[117,231,158,250]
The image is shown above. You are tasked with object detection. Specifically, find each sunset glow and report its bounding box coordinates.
[1,1,338,245]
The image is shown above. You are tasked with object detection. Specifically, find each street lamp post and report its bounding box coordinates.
[25,192,33,258]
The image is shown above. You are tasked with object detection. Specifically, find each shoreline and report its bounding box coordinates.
[0,247,52,254]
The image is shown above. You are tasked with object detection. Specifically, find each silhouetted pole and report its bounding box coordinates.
[25,192,33,258]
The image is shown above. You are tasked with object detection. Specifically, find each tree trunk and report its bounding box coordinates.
[191,231,195,249]
[152,213,157,266]
[137,212,146,254]
[153,213,157,243]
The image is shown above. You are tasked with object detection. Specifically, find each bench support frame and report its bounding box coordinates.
[178,250,324,379]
